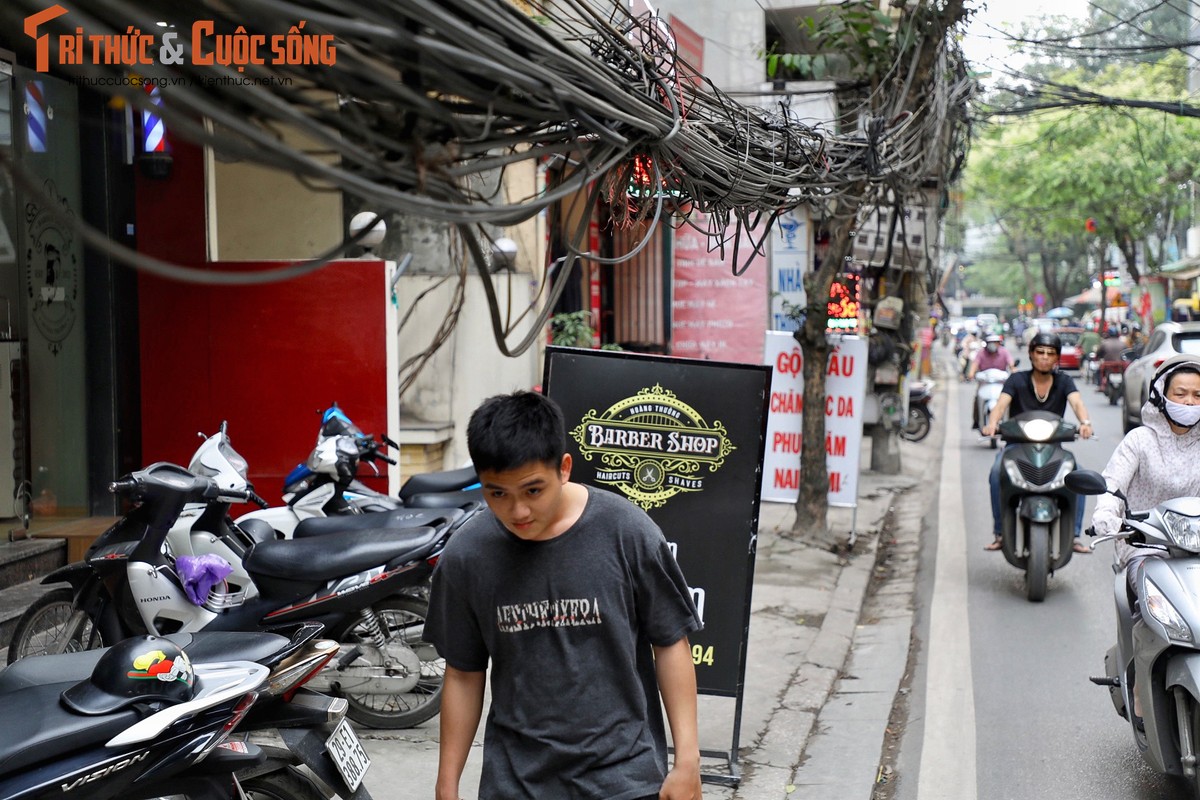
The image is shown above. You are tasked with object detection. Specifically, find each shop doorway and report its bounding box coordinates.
[5,60,89,527]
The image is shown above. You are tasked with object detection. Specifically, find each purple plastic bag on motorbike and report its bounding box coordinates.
[176,554,234,606]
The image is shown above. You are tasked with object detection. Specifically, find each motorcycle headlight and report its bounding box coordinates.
[1004,459,1031,491]
[1162,511,1200,551]
[1142,577,1193,643]
[1019,418,1056,442]
[218,441,249,478]
[1043,460,1075,492]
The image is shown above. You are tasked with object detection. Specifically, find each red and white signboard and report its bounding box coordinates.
[761,332,867,506]
[672,213,769,363]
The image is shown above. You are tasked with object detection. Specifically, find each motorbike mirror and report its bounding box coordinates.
[1065,469,1108,496]
[1014,358,1022,368]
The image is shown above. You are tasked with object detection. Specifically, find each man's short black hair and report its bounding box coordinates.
[466,391,567,474]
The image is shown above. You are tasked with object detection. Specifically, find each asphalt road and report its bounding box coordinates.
[897,348,1192,800]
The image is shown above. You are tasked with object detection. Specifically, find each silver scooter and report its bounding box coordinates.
[1068,469,1200,796]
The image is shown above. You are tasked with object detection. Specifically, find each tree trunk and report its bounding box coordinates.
[1116,233,1141,285]
[787,0,967,548]
[790,210,859,549]
[996,218,1037,302]
[1040,245,1066,307]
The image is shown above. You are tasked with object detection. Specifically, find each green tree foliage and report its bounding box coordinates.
[1075,0,1189,72]
[966,52,1200,303]
[764,0,902,82]
[1001,0,1189,81]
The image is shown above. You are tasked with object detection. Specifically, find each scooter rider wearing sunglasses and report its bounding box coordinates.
[981,331,1095,552]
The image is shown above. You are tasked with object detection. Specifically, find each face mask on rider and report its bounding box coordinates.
[1165,399,1200,428]
[986,344,998,353]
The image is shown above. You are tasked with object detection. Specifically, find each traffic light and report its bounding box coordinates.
[1085,218,1097,233]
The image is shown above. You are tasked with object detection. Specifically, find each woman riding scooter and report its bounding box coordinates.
[1089,354,1200,728]
[967,334,1014,432]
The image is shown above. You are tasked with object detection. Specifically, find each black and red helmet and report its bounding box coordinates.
[61,635,196,715]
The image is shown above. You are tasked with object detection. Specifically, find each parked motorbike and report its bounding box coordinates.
[0,624,371,799]
[242,404,481,537]
[899,380,934,442]
[994,411,1080,602]
[974,367,1009,449]
[1067,468,1200,797]
[10,463,472,728]
[8,423,472,667]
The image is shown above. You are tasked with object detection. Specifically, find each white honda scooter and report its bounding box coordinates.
[1068,468,1200,796]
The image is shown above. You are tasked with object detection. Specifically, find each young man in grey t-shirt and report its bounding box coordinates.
[426,391,703,800]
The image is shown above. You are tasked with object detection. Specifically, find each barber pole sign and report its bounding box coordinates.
[24,81,48,153]
[761,332,867,506]
[142,84,167,152]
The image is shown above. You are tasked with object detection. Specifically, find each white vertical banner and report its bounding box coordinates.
[761,333,868,507]
[762,333,804,501]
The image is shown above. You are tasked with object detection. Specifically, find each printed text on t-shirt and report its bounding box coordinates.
[495,597,603,633]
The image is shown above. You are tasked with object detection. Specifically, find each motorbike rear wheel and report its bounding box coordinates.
[329,596,443,729]
[241,767,327,800]
[900,406,931,442]
[1025,523,1049,602]
[7,587,105,664]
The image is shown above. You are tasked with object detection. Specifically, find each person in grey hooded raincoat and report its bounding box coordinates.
[1091,353,1200,576]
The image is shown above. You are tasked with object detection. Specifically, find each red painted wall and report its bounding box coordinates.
[135,140,389,501]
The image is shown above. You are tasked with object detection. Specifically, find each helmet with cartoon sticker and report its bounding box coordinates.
[61,635,196,715]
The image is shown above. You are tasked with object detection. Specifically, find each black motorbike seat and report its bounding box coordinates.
[244,527,440,581]
[0,682,141,774]
[399,465,478,501]
[238,518,278,545]
[293,507,463,539]
[406,487,483,508]
[0,631,289,694]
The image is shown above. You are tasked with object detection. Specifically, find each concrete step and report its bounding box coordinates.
[0,537,66,591]
[0,520,114,657]
[0,575,67,653]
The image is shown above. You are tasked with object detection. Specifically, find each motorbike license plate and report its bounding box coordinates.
[326,718,371,791]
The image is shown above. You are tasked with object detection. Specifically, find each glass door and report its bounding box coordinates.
[12,62,88,520]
